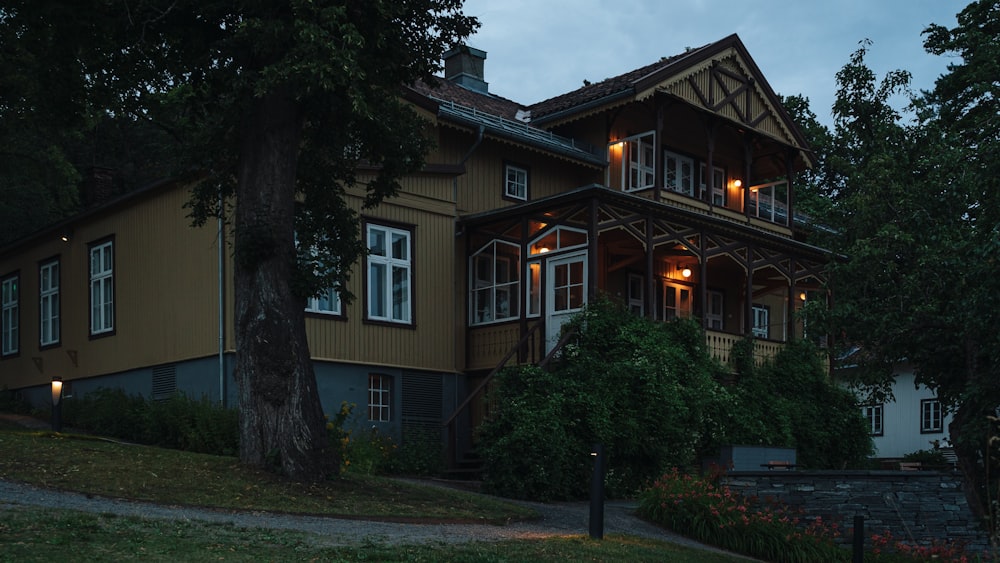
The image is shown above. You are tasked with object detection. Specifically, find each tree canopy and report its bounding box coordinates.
[805,1,1000,512]
[1,0,478,480]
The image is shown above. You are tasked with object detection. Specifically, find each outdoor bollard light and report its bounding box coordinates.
[589,443,606,540]
[852,514,865,563]
[50,377,63,432]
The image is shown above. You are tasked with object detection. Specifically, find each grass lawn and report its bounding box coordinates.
[0,427,748,561]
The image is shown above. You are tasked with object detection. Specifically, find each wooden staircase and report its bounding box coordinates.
[441,322,577,479]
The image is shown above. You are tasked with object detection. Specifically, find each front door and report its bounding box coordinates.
[546,252,587,351]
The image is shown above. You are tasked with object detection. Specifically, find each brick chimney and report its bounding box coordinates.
[80,166,116,207]
[443,45,488,94]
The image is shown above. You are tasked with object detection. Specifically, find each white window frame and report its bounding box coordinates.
[700,163,726,206]
[366,224,412,324]
[621,131,655,192]
[663,149,695,196]
[751,304,770,339]
[504,164,528,201]
[921,399,943,434]
[470,240,520,325]
[707,290,724,330]
[1,274,18,356]
[628,274,644,316]
[306,288,341,316]
[864,404,884,436]
[368,373,392,422]
[39,260,60,346]
[89,240,114,335]
[527,260,541,318]
[662,281,692,321]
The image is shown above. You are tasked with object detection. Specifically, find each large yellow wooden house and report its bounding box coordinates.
[0,34,828,468]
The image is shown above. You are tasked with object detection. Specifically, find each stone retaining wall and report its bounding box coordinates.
[721,470,990,555]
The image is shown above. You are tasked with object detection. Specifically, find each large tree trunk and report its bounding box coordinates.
[232,88,336,481]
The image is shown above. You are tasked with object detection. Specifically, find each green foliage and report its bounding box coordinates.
[479,298,873,500]
[638,469,847,562]
[479,297,725,500]
[0,388,32,415]
[388,427,446,476]
[61,388,238,455]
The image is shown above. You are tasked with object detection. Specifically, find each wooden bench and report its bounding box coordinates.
[761,460,796,470]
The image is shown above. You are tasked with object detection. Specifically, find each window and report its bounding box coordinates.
[39,259,60,346]
[700,163,726,206]
[921,399,943,434]
[620,131,655,191]
[89,240,114,335]
[368,374,392,422]
[751,304,770,339]
[664,150,695,196]
[504,164,528,200]
[863,404,884,436]
[1,273,18,356]
[470,240,520,325]
[662,282,692,320]
[367,224,411,324]
[707,290,724,330]
[628,274,644,316]
[306,288,341,315]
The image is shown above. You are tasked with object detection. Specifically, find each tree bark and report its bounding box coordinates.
[232,88,336,481]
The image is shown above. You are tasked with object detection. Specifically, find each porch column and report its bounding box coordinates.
[786,148,797,227]
[588,198,599,299]
[654,103,665,202]
[787,258,797,342]
[645,218,655,319]
[704,119,719,205]
[744,134,755,220]
[744,244,754,335]
[519,215,530,361]
[699,243,708,330]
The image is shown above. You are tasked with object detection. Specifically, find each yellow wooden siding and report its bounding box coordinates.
[307,174,459,372]
[0,184,223,389]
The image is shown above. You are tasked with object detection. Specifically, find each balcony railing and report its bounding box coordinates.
[705,330,784,367]
[748,180,789,226]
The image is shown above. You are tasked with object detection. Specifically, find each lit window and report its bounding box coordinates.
[89,240,114,335]
[367,224,411,324]
[921,399,943,434]
[368,374,392,422]
[504,164,528,200]
[863,404,884,436]
[470,240,520,325]
[39,259,60,346]
[622,132,655,191]
[1,273,18,356]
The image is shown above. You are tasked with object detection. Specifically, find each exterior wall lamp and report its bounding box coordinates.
[51,377,63,432]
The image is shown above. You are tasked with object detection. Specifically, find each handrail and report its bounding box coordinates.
[443,321,542,429]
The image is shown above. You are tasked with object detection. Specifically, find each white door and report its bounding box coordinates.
[546,252,587,351]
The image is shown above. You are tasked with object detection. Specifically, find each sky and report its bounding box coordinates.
[458,0,965,127]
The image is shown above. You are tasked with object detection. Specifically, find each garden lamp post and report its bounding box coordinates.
[51,377,63,432]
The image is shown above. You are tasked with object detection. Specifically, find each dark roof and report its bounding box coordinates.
[528,42,714,119]
[410,78,524,121]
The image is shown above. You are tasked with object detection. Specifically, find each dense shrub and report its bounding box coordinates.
[61,388,238,455]
[0,387,32,414]
[479,297,723,500]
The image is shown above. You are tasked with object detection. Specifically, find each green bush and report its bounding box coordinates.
[0,387,32,414]
[61,388,238,456]
[479,297,722,500]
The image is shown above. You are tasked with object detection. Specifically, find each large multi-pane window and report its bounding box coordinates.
[1,273,18,356]
[863,404,884,436]
[367,224,411,324]
[621,132,655,191]
[470,240,520,325]
[89,239,114,335]
[368,374,392,422]
[39,259,60,346]
[921,399,943,434]
[664,150,695,196]
[700,163,726,206]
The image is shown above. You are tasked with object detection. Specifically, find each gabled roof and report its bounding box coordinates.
[526,34,812,161]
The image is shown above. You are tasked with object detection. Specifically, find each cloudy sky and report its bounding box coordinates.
[458,0,964,126]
